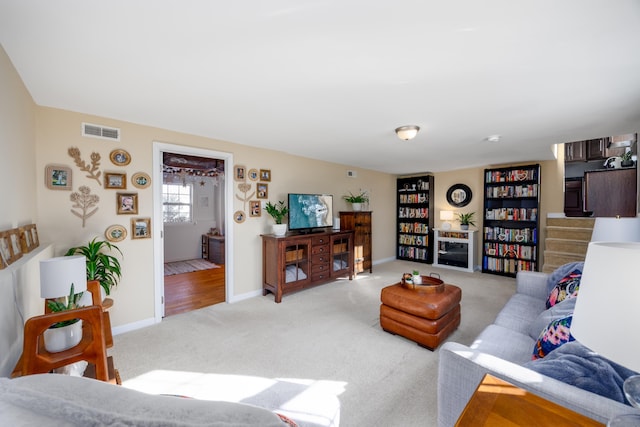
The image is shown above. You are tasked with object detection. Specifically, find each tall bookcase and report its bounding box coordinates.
[396,175,434,264]
[482,164,540,277]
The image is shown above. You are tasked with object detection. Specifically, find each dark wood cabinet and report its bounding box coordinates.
[584,168,637,217]
[202,234,225,264]
[261,230,353,303]
[396,175,434,264]
[482,164,540,277]
[339,211,372,275]
[564,141,586,162]
[564,178,585,217]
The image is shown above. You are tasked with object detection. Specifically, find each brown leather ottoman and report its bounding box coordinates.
[380,282,461,350]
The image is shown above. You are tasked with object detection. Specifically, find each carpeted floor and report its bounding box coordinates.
[113,260,516,427]
[164,259,220,276]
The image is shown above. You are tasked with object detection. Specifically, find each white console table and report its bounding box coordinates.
[433,228,478,273]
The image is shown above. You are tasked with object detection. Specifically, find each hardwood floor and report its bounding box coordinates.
[163,265,225,317]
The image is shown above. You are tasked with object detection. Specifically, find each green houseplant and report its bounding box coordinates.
[65,237,122,296]
[343,191,369,211]
[621,150,634,167]
[456,212,476,230]
[264,201,289,236]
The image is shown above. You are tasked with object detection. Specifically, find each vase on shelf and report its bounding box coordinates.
[272,224,287,236]
[351,203,362,211]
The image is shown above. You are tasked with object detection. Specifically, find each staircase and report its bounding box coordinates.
[543,217,595,273]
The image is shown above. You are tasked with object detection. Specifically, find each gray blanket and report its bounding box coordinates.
[524,341,638,405]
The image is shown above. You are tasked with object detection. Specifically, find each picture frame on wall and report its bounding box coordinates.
[110,149,131,166]
[131,217,151,239]
[234,165,246,182]
[131,172,151,189]
[104,172,127,189]
[19,225,36,253]
[45,164,72,190]
[105,224,127,242]
[248,168,259,181]
[0,231,15,269]
[117,192,138,214]
[7,228,23,262]
[249,200,261,217]
[260,169,271,182]
[257,183,268,199]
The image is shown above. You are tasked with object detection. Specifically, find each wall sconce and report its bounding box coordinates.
[395,125,420,141]
[440,210,454,230]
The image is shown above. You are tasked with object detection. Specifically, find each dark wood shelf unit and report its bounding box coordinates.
[339,211,372,275]
[482,164,540,277]
[261,230,353,303]
[396,175,434,264]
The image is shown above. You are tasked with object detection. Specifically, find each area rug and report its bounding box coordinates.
[164,259,220,276]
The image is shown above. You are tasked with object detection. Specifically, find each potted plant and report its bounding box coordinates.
[621,150,634,167]
[343,191,369,211]
[456,212,476,230]
[264,200,289,236]
[43,284,84,352]
[65,237,122,297]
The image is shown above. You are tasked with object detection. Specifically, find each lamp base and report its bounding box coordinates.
[441,222,451,230]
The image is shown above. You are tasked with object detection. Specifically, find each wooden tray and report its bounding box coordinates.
[401,274,445,293]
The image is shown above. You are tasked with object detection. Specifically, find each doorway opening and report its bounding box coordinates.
[152,143,234,321]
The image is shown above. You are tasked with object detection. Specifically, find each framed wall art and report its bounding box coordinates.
[249,200,261,217]
[105,172,127,189]
[0,231,16,269]
[248,168,259,181]
[105,224,127,242]
[117,192,138,214]
[234,210,246,223]
[132,172,151,189]
[45,164,72,190]
[234,165,246,182]
[7,228,23,262]
[110,149,131,166]
[28,224,39,248]
[257,183,268,199]
[19,225,36,253]
[260,169,271,182]
[131,217,151,239]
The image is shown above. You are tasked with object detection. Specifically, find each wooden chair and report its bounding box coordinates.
[12,280,119,383]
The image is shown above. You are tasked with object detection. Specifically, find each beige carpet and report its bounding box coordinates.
[113,260,516,427]
[164,259,220,276]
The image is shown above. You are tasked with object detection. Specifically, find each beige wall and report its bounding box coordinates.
[34,107,398,328]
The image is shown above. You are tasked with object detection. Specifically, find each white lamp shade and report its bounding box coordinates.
[571,242,640,372]
[40,255,87,298]
[440,210,454,221]
[590,217,640,242]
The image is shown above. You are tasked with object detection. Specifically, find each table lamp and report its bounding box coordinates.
[440,210,454,230]
[40,255,87,299]
[590,217,640,242]
[571,242,640,425]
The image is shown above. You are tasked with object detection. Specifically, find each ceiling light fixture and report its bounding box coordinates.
[395,125,420,141]
[487,135,501,143]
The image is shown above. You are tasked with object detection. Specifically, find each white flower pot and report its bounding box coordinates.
[272,224,287,236]
[351,203,362,211]
[44,320,83,353]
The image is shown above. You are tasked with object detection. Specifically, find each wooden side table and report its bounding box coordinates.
[455,374,604,426]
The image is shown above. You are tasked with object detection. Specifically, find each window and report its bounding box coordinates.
[163,183,193,223]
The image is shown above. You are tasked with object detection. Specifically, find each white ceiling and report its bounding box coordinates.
[2,1,640,174]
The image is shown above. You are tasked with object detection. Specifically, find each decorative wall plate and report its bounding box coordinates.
[105,224,127,242]
[110,149,131,166]
[132,172,151,188]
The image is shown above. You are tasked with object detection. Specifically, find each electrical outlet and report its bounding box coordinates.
[347,170,357,178]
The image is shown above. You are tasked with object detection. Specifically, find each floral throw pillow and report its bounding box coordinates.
[532,315,574,360]
[546,269,581,308]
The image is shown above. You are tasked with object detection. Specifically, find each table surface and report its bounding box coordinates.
[455,374,605,427]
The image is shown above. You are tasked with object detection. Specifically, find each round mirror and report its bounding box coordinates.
[446,184,472,208]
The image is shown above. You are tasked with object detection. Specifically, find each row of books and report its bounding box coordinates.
[484,243,536,260]
[485,169,537,183]
[438,231,470,239]
[398,246,429,260]
[398,193,429,204]
[483,227,537,243]
[486,184,538,199]
[398,207,429,219]
[483,256,537,274]
[399,222,429,234]
[398,234,429,246]
[485,208,538,222]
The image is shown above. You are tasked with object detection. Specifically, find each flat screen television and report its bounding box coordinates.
[288,193,334,232]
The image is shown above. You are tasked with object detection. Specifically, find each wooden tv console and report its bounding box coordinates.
[261,230,354,303]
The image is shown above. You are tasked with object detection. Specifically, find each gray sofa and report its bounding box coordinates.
[437,265,639,427]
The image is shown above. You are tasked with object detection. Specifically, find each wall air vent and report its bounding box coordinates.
[82,122,121,141]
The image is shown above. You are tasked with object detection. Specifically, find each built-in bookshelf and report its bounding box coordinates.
[482,164,540,277]
[396,175,434,264]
